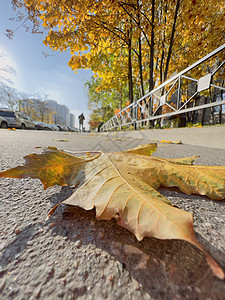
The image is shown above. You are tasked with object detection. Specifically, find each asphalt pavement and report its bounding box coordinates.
[0,129,225,300]
[101,125,225,150]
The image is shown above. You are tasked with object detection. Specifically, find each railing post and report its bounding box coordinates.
[177,76,181,109]
[133,100,137,130]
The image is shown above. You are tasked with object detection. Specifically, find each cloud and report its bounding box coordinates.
[0,46,18,85]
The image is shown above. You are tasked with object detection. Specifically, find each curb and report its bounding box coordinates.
[102,126,225,150]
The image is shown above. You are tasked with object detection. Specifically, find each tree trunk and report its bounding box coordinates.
[163,0,180,81]
[201,96,207,126]
[138,39,145,97]
[149,0,155,92]
[120,86,123,111]
[160,49,165,85]
[128,35,133,104]
[219,80,224,124]
[136,1,145,97]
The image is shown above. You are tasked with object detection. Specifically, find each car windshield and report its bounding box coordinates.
[0,111,14,117]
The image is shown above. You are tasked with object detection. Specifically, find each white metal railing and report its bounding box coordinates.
[102,44,225,131]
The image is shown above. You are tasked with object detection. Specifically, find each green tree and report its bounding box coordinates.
[86,76,126,128]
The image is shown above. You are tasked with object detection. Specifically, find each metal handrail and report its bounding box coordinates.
[102,44,225,131]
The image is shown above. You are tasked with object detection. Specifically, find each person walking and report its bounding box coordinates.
[78,113,85,132]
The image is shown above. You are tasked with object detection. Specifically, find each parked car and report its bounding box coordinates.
[57,124,69,131]
[35,121,48,130]
[0,116,8,129]
[0,109,36,129]
[47,124,59,131]
[67,126,76,132]
[21,114,37,129]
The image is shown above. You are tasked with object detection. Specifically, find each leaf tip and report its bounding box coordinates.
[205,255,225,280]
[48,203,61,217]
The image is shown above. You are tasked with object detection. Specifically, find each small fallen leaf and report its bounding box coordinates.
[112,138,127,141]
[160,140,182,144]
[161,140,172,144]
[55,139,69,142]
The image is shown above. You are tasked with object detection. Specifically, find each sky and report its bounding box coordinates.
[0,1,93,128]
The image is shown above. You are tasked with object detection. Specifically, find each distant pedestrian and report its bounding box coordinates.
[78,113,85,132]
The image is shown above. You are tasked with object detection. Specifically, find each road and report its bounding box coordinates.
[0,129,225,300]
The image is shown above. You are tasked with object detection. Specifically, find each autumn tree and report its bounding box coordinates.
[19,95,57,123]
[19,98,38,119]
[11,0,225,116]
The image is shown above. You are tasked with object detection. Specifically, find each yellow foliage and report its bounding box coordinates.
[14,0,225,104]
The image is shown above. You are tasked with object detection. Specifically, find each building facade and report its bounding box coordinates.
[20,98,72,127]
[70,113,75,128]
[46,100,70,126]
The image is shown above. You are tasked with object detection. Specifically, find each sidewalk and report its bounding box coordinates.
[103,126,225,149]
